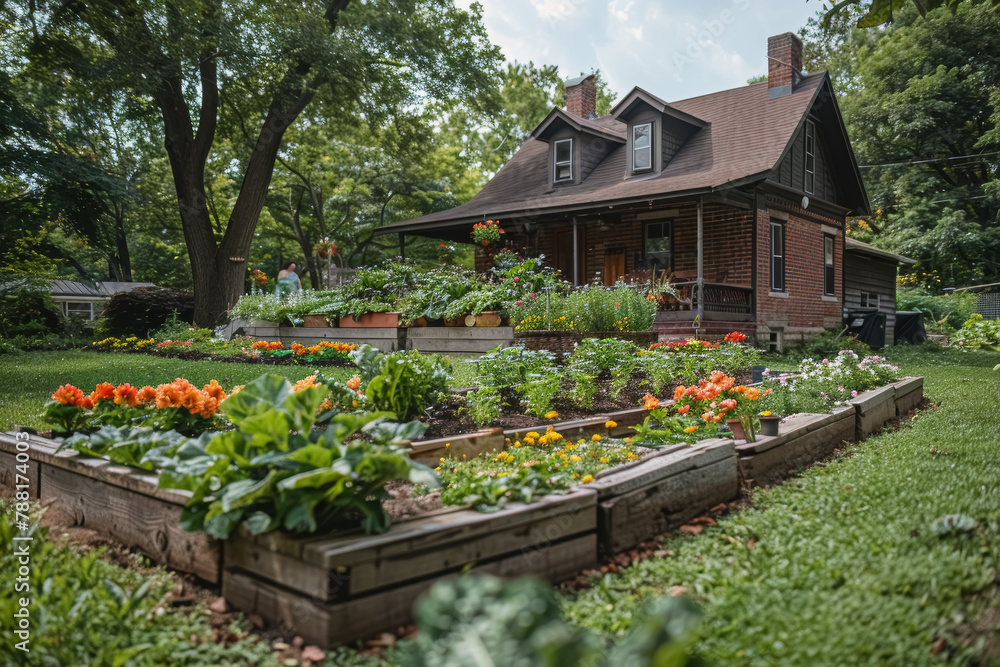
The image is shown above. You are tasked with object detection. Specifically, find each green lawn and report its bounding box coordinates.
[562,345,1000,665]
[0,350,480,431]
[0,351,325,430]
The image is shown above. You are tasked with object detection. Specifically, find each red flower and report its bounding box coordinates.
[113,383,140,408]
[52,384,85,406]
[90,382,116,403]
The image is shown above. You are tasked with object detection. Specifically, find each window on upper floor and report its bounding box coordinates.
[553,139,573,183]
[804,120,816,195]
[632,122,652,172]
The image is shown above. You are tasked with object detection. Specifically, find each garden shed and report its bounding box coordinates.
[843,238,914,345]
[50,280,155,322]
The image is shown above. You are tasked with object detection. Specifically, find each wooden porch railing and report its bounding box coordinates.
[659,281,754,322]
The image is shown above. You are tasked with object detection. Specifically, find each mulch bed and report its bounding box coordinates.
[419,369,753,440]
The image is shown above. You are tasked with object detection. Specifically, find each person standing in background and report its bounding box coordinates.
[276,261,302,297]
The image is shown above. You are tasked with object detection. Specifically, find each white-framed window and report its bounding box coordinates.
[65,302,94,321]
[804,120,816,194]
[632,122,652,172]
[770,220,785,292]
[859,291,880,309]
[644,220,672,270]
[553,139,573,183]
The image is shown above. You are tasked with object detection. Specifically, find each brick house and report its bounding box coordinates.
[380,34,870,348]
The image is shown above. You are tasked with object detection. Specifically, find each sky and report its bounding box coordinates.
[458,0,823,104]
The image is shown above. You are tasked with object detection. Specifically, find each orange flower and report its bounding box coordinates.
[202,380,227,403]
[230,384,245,396]
[673,385,686,402]
[113,383,140,408]
[78,396,94,410]
[137,386,157,404]
[677,404,690,415]
[291,343,307,356]
[293,375,320,392]
[642,393,661,410]
[719,398,738,412]
[347,375,361,391]
[683,425,699,434]
[90,382,116,404]
[743,387,761,401]
[52,384,85,406]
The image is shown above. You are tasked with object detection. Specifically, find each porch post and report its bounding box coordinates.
[572,216,579,285]
[696,197,705,330]
[398,233,405,259]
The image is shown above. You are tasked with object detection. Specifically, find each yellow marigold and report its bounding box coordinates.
[605,420,617,429]
[319,399,334,412]
[591,434,601,442]
[581,474,594,484]
[513,441,521,448]
[544,410,559,420]
[570,455,581,462]
[683,425,699,434]
[761,410,772,416]
[599,457,608,464]
[526,432,540,440]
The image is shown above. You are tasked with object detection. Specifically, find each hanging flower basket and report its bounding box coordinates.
[471,220,504,247]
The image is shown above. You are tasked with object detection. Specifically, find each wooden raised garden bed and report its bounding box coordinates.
[0,432,222,583]
[589,440,739,555]
[515,330,658,354]
[735,407,856,488]
[221,488,597,647]
[893,376,924,416]
[849,384,898,440]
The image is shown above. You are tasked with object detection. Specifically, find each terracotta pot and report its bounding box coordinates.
[339,312,399,328]
[725,418,746,441]
[759,416,781,437]
[444,316,467,327]
[475,311,502,327]
[303,313,330,328]
[407,317,428,327]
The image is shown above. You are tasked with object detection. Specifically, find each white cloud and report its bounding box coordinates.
[608,0,634,22]
[529,0,576,23]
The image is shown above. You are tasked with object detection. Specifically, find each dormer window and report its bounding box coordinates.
[553,139,573,183]
[632,122,652,172]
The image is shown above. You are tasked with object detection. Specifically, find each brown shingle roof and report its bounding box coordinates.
[384,73,828,234]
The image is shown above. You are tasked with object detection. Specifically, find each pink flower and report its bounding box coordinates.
[513,277,519,282]
[851,390,858,398]
[530,293,536,299]
[838,386,845,392]
[517,301,523,306]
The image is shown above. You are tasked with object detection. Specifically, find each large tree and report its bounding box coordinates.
[803,2,1000,285]
[13,0,501,325]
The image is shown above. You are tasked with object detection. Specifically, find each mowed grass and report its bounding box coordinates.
[562,345,1000,665]
[0,350,482,431]
[0,351,328,430]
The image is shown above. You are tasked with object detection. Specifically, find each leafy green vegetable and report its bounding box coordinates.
[149,373,438,538]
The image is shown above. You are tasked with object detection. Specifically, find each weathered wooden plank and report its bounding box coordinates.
[0,449,39,499]
[735,409,854,455]
[40,465,221,583]
[597,455,739,555]
[303,489,596,568]
[223,533,597,648]
[591,444,688,482]
[737,416,855,488]
[409,428,505,465]
[893,377,924,416]
[850,385,896,440]
[589,441,734,500]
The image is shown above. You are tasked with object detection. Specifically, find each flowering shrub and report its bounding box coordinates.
[510,281,656,332]
[251,268,269,289]
[471,220,504,246]
[632,371,768,445]
[44,378,231,436]
[88,336,156,352]
[435,427,638,510]
[759,350,901,415]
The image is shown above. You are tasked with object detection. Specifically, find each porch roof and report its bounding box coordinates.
[380,72,830,237]
[844,238,916,265]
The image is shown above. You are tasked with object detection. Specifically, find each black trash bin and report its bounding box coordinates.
[845,309,887,349]
[894,311,927,345]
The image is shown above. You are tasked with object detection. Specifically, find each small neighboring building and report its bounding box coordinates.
[843,238,915,345]
[380,33,873,350]
[50,280,155,321]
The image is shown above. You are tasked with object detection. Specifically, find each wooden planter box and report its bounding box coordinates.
[303,313,331,328]
[735,408,856,488]
[849,384,897,440]
[893,376,924,416]
[0,433,221,583]
[340,312,399,328]
[221,489,597,647]
[515,330,658,354]
[407,428,505,465]
[587,441,739,555]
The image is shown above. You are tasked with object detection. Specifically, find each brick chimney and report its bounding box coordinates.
[767,32,803,98]
[565,74,597,119]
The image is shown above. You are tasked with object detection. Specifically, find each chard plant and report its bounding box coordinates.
[148,373,438,538]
